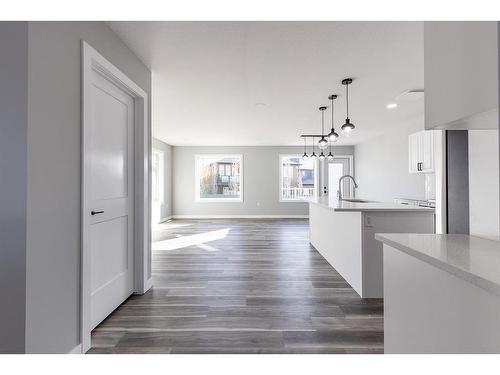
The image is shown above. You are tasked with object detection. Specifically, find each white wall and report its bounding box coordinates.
[152,138,173,221]
[26,22,151,353]
[354,121,426,202]
[0,22,28,354]
[172,145,354,217]
[468,129,500,241]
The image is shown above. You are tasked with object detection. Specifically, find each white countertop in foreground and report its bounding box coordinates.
[305,196,435,212]
[375,233,500,296]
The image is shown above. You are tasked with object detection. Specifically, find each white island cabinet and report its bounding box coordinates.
[307,197,434,298]
[376,233,500,353]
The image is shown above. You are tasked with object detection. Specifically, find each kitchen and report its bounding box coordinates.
[306,21,500,353]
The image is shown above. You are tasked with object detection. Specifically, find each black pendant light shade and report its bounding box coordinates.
[319,151,325,159]
[341,78,355,134]
[302,136,308,158]
[318,106,328,150]
[327,140,334,159]
[327,94,339,141]
[310,137,317,158]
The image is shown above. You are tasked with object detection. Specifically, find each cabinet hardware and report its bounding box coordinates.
[91,210,104,215]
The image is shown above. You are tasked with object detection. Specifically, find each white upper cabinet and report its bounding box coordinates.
[409,130,435,174]
[424,22,498,130]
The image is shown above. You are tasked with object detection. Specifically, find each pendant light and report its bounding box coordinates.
[302,137,308,159]
[327,140,334,160]
[310,137,317,159]
[341,78,355,134]
[319,150,325,159]
[327,94,339,142]
[318,106,328,150]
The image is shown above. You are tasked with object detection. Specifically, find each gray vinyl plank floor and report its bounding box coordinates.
[89,219,383,354]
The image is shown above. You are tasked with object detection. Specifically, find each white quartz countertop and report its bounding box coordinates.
[375,233,500,296]
[305,196,435,212]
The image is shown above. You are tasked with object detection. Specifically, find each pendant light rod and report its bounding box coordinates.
[342,78,353,118]
[327,94,339,141]
[328,94,337,125]
[319,106,327,135]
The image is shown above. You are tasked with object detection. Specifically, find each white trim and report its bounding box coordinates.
[329,155,355,198]
[81,41,151,354]
[69,344,83,354]
[138,278,154,295]
[194,154,244,202]
[278,154,318,203]
[171,215,309,219]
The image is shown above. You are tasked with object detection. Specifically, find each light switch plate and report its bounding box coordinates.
[364,215,373,227]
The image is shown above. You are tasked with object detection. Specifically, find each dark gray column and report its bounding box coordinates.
[446,130,470,234]
[0,22,28,353]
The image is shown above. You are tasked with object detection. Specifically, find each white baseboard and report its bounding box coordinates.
[171,214,309,219]
[158,215,174,223]
[68,344,83,354]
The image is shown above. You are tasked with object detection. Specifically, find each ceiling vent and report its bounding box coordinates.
[396,89,424,101]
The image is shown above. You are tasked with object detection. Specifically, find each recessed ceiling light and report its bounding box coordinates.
[254,102,267,107]
[386,103,398,109]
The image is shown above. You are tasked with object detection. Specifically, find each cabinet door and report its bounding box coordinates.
[408,133,421,173]
[421,131,435,172]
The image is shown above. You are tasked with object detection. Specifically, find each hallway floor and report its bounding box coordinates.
[89,219,383,353]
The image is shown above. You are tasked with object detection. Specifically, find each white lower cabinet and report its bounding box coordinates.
[409,130,435,173]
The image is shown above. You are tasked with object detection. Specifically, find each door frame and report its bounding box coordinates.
[326,155,354,197]
[81,41,151,353]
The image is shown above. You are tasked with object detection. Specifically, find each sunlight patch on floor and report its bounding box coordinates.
[152,228,230,251]
[153,221,193,231]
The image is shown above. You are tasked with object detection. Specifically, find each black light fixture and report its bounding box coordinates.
[318,106,328,150]
[310,136,317,159]
[319,150,325,159]
[302,136,308,159]
[327,140,334,160]
[341,78,355,134]
[327,94,339,142]
[299,76,357,149]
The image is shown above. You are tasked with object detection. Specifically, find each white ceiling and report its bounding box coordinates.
[108,21,424,146]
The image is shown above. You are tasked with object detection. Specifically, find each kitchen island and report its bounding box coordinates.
[375,233,500,353]
[307,196,434,298]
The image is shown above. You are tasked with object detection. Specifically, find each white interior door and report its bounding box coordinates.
[87,71,135,330]
[328,157,353,198]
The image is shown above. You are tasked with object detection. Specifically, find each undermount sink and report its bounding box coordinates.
[341,198,376,203]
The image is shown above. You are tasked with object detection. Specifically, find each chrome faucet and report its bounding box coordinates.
[337,175,358,200]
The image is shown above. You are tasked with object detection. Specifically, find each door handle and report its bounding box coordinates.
[91,210,104,216]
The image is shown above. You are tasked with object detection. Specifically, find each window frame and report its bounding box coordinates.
[279,154,318,203]
[194,154,244,203]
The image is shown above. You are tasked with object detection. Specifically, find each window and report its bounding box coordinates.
[195,154,243,202]
[279,155,317,202]
[151,149,164,203]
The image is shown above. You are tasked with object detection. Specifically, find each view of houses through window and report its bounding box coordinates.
[280,155,317,201]
[195,154,242,201]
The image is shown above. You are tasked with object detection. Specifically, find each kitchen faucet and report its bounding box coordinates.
[337,175,358,200]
